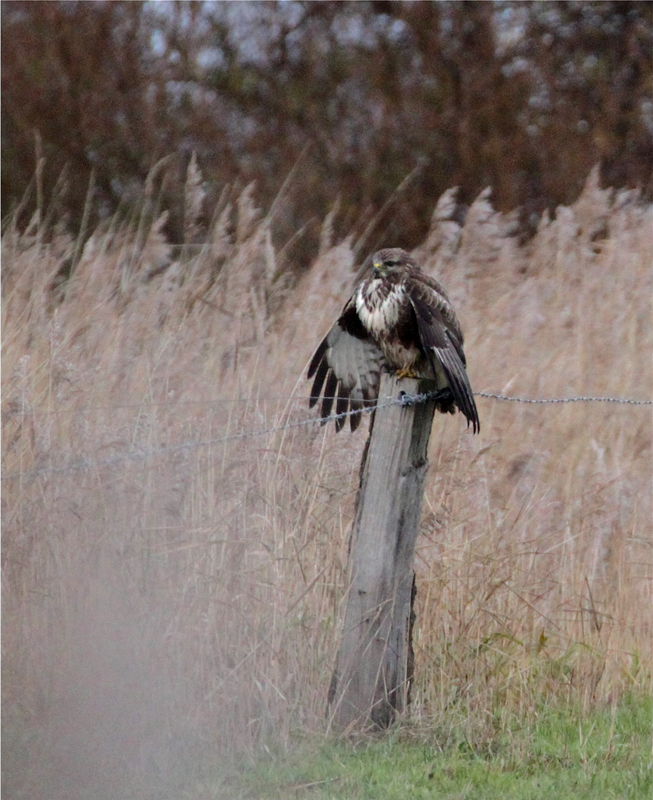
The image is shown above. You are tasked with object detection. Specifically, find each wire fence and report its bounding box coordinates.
[2,390,651,482]
[5,391,652,418]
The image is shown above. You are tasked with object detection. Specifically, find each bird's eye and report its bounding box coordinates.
[384,260,397,267]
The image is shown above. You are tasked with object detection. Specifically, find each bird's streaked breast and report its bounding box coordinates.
[355,280,405,336]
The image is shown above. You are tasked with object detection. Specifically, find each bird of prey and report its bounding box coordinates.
[307,247,479,433]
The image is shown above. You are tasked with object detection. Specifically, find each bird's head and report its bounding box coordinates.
[371,248,412,278]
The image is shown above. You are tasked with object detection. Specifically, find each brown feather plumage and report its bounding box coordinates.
[308,248,479,433]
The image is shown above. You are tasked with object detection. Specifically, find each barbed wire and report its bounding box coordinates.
[1,395,394,482]
[2,390,651,482]
[2,396,307,416]
[4,391,652,417]
[474,391,652,406]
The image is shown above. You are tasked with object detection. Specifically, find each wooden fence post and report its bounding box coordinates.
[328,373,437,731]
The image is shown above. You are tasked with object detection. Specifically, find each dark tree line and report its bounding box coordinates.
[2,1,652,261]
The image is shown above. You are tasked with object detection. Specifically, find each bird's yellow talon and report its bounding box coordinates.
[395,367,417,380]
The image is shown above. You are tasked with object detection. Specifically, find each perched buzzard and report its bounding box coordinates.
[308,248,480,433]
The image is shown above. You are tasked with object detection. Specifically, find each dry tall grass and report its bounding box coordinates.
[2,167,652,798]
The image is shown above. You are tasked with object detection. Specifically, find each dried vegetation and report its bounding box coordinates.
[2,166,652,798]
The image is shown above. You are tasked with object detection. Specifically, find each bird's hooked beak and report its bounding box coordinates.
[372,259,385,279]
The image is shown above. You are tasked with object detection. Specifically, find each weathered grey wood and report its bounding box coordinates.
[328,373,437,731]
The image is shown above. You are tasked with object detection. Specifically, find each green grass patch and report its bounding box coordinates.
[212,695,653,800]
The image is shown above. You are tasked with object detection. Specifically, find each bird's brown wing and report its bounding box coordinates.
[406,278,480,433]
[308,298,384,432]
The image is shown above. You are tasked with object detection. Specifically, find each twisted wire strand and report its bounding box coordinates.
[2,390,651,482]
[473,391,652,406]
